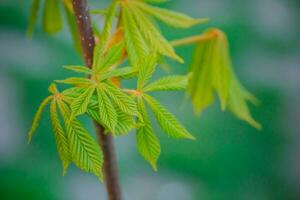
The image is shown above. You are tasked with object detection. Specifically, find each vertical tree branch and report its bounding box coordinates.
[72,0,122,199]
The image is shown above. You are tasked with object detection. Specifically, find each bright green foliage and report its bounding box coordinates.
[103,83,138,116]
[28,84,104,179]
[188,29,261,129]
[96,86,118,132]
[121,0,199,65]
[95,41,125,73]
[42,0,62,33]
[134,1,208,28]
[137,53,157,89]
[28,0,81,52]
[70,87,95,117]
[144,94,195,139]
[50,100,70,175]
[58,100,103,179]
[121,4,149,66]
[136,97,161,170]
[27,0,40,37]
[132,54,194,167]
[100,0,119,48]
[28,0,261,179]
[28,96,52,143]
[63,65,92,74]
[143,74,189,92]
[100,66,138,80]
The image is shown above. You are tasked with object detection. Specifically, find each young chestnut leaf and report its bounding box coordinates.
[70,86,95,117]
[100,66,138,80]
[87,100,136,136]
[137,53,157,90]
[27,0,40,37]
[188,28,261,129]
[42,0,62,33]
[95,41,125,73]
[103,82,139,116]
[143,74,189,92]
[50,99,71,175]
[58,100,104,180]
[133,1,208,28]
[55,77,92,86]
[63,65,92,74]
[121,3,149,66]
[96,86,118,132]
[136,97,161,170]
[28,95,53,143]
[128,3,183,63]
[144,94,195,140]
[100,0,120,48]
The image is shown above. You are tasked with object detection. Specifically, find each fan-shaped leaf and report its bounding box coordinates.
[28,96,52,143]
[144,94,195,139]
[136,97,160,170]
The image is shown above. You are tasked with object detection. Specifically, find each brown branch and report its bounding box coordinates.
[72,0,122,200]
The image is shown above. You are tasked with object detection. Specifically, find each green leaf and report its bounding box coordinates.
[129,3,183,63]
[96,86,118,132]
[100,0,119,47]
[144,94,195,139]
[42,0,62,33]
[50,99,70,175]
[63,65,92,74]
[188,38,215,113]
[136,97,160,170]
[187,29,261,129]
[227,77,262,130]
[103,83,138,116]
[70,86,95,116]
[143,74,189,92]
[48,83,58,94]
[121,3,149,66]
[67,115,103,179]
[55,77,92,86]
[137,53,157,90]
[28,96,52,143]
[87,101,136,136]
[134,1,208,28]
[95,41,125,73]
[101,67,138,80]
[27,0,40,37]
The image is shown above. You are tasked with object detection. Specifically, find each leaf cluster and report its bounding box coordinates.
[27,0,261,179]
[188,29,261,129]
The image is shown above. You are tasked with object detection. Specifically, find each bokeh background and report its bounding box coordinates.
[1,0,300,199]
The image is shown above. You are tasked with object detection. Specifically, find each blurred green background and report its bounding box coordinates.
[1,0,300,199]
